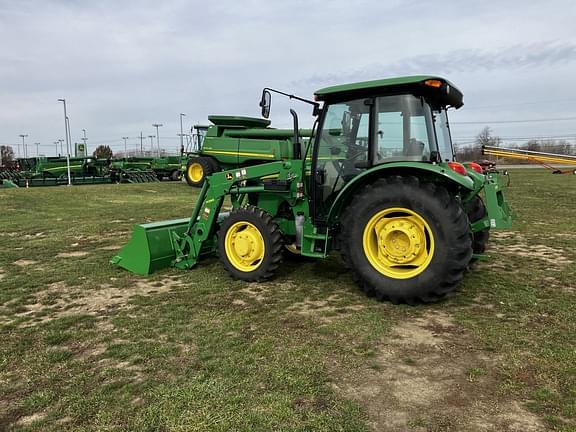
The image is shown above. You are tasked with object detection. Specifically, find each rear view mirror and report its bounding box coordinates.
[260,90,271,119]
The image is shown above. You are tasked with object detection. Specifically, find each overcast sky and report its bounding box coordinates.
[1,0,576,156]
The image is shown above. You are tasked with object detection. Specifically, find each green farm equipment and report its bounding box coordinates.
[3,156,174,187]
[151,156,182,180]
[182,118,312,187]
[10,156,111,187]
[110,157,182,182]
[109,158,159,183]
[113,75,513,304]
[0,168,23,182]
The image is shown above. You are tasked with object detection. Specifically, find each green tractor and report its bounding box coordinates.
[112,75,512,304]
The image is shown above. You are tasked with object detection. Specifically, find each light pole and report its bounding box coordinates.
[82,129,87,156]
[58,98,72,186]
[58,139,64,156]
[54,141,59,156]
[179,113,186,154]
[152,124,163,156]
[34,143,40,156]
[122,136,129,157]
[19,134,28,158]
[148,135,155,155]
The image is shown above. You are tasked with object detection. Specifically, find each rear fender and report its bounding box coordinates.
[326,162,475,225]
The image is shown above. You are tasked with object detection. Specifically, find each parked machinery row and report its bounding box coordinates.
[0,155,184,187]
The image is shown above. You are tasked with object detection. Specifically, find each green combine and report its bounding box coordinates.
[113,75,513,304]
[182,118,313,187]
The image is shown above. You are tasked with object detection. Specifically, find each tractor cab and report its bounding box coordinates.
[308,76,463,218]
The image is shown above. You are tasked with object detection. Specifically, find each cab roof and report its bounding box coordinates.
[314,75,463,108]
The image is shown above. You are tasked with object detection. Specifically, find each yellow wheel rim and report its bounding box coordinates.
[362,207,435,279]
[188,163,204,183]
[224,221,265,272]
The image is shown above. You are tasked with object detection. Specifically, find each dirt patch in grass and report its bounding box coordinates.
[541,276,575,294]
[488,230,573,268]
[495,243,573,267]
[99,245,122,251]
[238,283,273,303]
[78,343,107,360]
[56,251,90,258]
[287,295,365,323]
[12,259,38,267]
[490,231,521,240]
[22,232,46,240]
[15,412,47,426]
[0,231,20,238]
[331,311,544,431]
[13,277,184,326]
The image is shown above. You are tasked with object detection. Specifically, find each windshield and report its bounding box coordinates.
[433,108,454,162]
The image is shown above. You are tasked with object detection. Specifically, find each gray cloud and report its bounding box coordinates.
[1,0,575,154]
[296,42,576,88]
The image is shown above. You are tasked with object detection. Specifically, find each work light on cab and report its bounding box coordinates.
[424,79,443,88]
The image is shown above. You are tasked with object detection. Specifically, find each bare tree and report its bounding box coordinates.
[475,126,498,147]
[93,145,113,159]
[1,145,15,165]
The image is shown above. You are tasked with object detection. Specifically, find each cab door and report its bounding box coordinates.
[311,98,372,222]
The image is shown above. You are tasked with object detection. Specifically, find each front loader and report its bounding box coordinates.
[112,76,513,304]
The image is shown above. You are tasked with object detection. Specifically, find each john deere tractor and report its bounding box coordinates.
[113,75,512,304]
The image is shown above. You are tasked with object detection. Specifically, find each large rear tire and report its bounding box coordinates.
[185,157,214,187]
[340,176,472,304]
[218,206,283,282]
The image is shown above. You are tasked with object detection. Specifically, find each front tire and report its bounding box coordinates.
[218,206,283,282]
[340,176,472,304]
[185,157,214,187]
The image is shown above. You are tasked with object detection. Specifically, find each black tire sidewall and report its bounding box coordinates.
[465,195,490,254]
[218,207,282,281]
[185,157,214,187]
[342,180,471,301]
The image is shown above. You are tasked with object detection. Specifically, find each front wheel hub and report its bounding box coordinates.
[225,222,265,272]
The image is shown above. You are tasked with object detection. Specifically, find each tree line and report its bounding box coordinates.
[455,126,575,162]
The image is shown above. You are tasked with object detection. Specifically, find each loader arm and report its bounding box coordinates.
[112,161,300,275]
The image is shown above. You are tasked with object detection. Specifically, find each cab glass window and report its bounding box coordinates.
[375,95,434,163]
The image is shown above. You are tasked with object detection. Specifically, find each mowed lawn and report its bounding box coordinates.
[0,170,574,432]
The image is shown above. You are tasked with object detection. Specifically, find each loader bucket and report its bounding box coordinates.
[111,218,189,275]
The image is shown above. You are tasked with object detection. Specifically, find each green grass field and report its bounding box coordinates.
[1,170,575,431]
